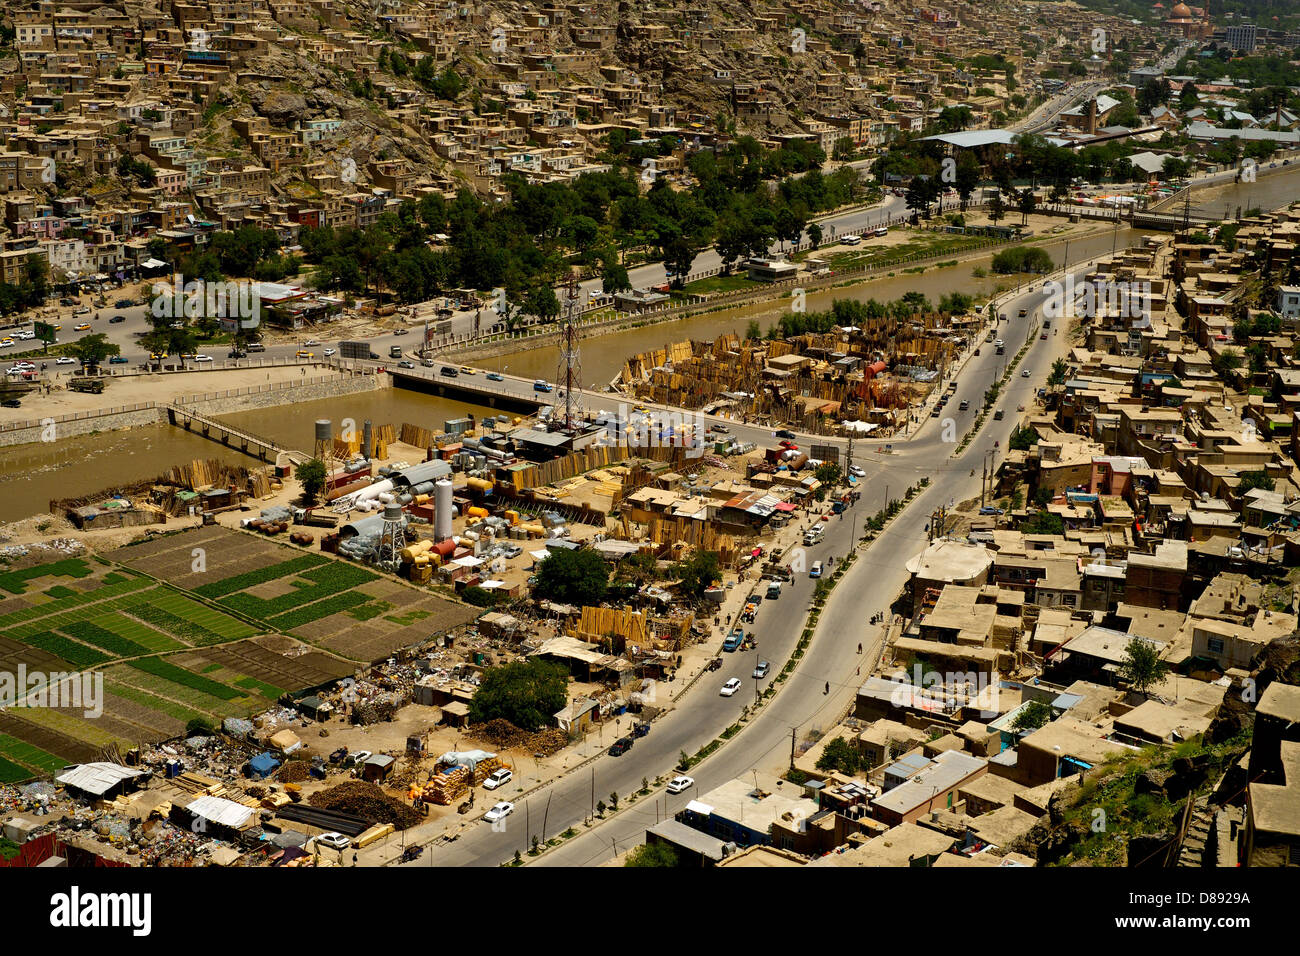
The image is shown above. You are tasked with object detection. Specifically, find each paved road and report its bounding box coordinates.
[386,270,1085,868]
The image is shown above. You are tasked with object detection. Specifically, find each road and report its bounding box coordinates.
[385,270,1085,868]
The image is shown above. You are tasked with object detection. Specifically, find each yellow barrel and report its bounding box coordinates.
[504,510,519,525]
[467,506,489,519]
[520,522,544,537]
[467,477,494,494]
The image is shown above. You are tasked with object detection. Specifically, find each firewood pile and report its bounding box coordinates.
[308,781,422,829]
[472,719,570,757]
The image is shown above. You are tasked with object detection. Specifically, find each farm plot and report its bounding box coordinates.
[0,558,94,595]
[217,563,378,625]
[0,732,67,780]
[0,711,111,765]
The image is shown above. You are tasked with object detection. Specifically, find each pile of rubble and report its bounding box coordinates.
[351,691,409,725]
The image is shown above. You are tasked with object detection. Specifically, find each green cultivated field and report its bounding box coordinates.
[0,530,458,780]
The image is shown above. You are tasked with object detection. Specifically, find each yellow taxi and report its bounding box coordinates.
[296,350,314,358]
[460,366,477,375]
[74,323,91,331]
[150,352,168,360]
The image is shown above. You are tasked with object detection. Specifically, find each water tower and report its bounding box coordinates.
[313,419,335,476]
[377,503,406,565]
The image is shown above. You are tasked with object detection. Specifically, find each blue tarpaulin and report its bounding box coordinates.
[248,752,281,779]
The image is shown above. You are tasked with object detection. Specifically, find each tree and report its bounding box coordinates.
[532,548,609,605]
[832,137,856,162]
[1119,636,1169,696]
[68,333,119,370]
[745,320,762,340]
[1016,187,1036,226]
[814,462,841,488]
[625,842,680,867]
[1019,511,1064,535]
[1011,699,1052,733]
[1009,424,1040,451]
[988,191,1005,225]
[1238,470,1275,494]
[672,551,721,598]
[467,658,569,731]
[295,458,327,503]
[1047,358,1068,386]
[816,736,862,774]
[1212,348,1243,379]
[806,221,822,248]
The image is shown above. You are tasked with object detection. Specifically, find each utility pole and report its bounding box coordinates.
[789,727,796,770]
[981,458,987,506]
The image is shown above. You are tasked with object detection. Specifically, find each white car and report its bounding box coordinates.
[720,678,742,697]
[323,348,336,357]
[0,340,12,348]
[483,768,513,790]
[73,306,90,315]
[349,750,372,766]
[1022,369,1031,378]
[55,356,76,365]
[667,775,694,794]
[304,339,322,347]
[484,801,514,823]
[194,354,213,363]
[848,465,866,478]
[310,832,351,852]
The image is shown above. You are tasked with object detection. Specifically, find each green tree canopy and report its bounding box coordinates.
[532,548,610,605]
[467,658,569,731]
[1119,636,1169,695]
[672,551,721,598]
[295,458,328,503]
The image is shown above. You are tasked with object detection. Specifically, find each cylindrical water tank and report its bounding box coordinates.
[315,420,332,442]
[435,479,453,541]
[383,503,403,522]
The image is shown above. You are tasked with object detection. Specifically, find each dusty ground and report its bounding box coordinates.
[0,364,349,426]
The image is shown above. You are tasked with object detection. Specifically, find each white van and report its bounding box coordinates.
[840,234,862,245]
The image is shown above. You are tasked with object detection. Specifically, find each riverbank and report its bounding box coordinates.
[443,214,1119,370]
[0,365,386,448]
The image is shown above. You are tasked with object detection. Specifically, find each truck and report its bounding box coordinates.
[294,508,339,529]
[388,345,404,359]
[68,378,105,394]
[766,580,782,599]
[722,629,745,652]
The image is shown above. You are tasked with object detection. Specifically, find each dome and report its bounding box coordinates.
[1170,2,1193,17]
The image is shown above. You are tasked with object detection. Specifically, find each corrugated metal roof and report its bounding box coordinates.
[188,794,255,829]
[56,762,146,795]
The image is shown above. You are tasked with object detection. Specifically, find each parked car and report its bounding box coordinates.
[667,775,694,794]
[1,398,20,408]
[979,506,1004,516]
[349,750,372,766]
[502,545,522,559]
[483,801,514,822]
[608,737,633,756]
[310,832,351,851]
[753,660,771,679]
[720,678,742,697]
[483,768,513,790]
[632,721,650,738]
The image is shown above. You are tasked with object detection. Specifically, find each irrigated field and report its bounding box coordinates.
[0,528,474,780]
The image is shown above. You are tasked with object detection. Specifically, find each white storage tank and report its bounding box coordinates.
[435,479,453,541]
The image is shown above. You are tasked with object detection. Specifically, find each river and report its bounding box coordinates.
[11,160,1300,523]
